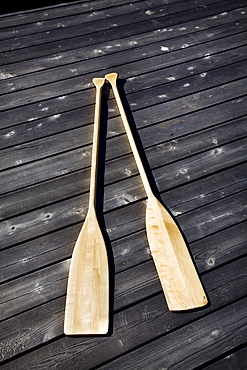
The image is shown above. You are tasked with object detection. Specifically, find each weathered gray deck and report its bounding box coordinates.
[0,0,247,368]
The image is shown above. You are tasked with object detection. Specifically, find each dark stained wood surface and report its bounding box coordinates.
[0,0,246,368]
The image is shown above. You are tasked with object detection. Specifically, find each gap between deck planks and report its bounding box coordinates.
[201,345,247,370]
[1,52,247,146]
[98,297,247,370]
[1,216,246,289]
[1,66,247,170]
[0,156,246,273]
[0,0,196,29]
[1,20,246,127]
[0,0,216,39]
[1,258,246,365]
[1,115,247,220]
[1,16,246,107]
[1,218,247,321]
[0,0,240,57]
[1,4,246,86]
[0,0,159,27]
[2,88,247,198]
[1,165,246,320]
[1,130,246,247]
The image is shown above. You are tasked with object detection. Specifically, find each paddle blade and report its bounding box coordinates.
[64,212,109,334]
[146,196,207,311]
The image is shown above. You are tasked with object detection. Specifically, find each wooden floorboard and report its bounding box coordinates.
[201,345,247,370]
[0,0,247,368]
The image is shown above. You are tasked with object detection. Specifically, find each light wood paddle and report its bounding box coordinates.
[64,78,109,334]
[105,72,208,310]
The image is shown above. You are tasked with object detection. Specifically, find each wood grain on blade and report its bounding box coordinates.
[146,195,208,311]
[64,210,109,335]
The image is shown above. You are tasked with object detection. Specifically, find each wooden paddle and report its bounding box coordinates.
[64,78,109,334]
[105,72,208,310]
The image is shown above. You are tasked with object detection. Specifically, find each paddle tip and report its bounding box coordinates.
[64,317,109,335]
[167,294,208,311]
[64,327,109,335]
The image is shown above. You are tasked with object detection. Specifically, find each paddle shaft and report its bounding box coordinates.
[105,73,153,199]
[89,78,105,211]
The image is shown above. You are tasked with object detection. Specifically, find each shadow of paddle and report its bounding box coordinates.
[112,77,209,310]
[116,78,162,200]
[95,82,115,336]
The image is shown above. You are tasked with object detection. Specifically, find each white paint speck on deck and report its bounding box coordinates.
[160,46,169,51]
[50,55,62,60]
[5,130,15,138]
[0,72,15,79]
[49,114,61,120]
[166,76,176,81]
[124,168,132,176]
[128,40,138,46]
[94,49,104,54]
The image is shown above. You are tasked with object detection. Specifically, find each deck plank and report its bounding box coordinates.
[99,297,247,370]
[1,116,246,219]
[0,0,158,27]
[1,259,246,366]
[1,38,246,129]
[1,136,246,249]
[1,26,247,108]
[202,346,247,370]
[1,0,241,59]
[1,7,246,83]
[1,73,247,171]
[1,57,247,149]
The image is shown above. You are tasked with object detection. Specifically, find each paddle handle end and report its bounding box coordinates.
[105,72,118,84]
[92,77,105,89]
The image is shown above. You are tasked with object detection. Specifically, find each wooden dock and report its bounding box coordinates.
[0,0,246,368]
